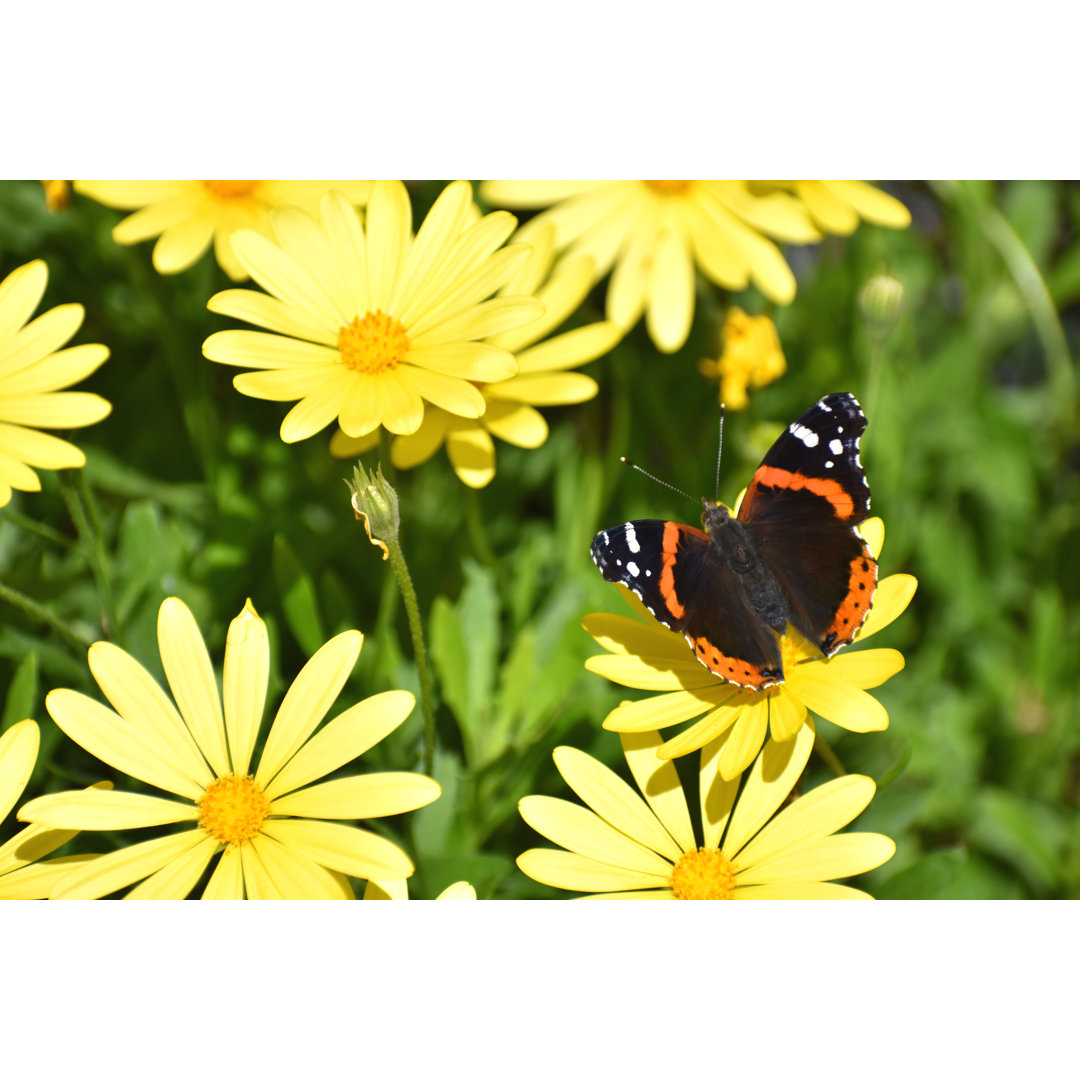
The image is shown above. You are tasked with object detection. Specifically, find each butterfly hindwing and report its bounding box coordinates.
[590,520,784,688]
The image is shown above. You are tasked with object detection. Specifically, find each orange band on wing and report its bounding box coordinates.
[822,548,878,653]
[659,522,691,620]
[751,465,857,520]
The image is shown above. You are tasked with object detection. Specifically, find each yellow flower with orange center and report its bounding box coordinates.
[73,180,372,281]
[203,181,544,444]
[698,307,786,410]
[518,721,895,899]
[18,597,440,899]
[479,180,824,352]
[584,517,917,781]
[329,222,622,487]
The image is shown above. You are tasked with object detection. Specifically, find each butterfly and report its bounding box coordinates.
[590,392,878,690]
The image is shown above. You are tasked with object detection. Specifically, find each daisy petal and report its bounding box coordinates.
[18,788,198,830]
[247,833,352,899]
[790,669,890,732]
[722,722,815,858]
[736,832,896,885]
[814,648,905,689]
[255,630,364,786]
[0,260,48,340]
[700,732,740,849]
[518,795,673,877]
[516,848,669,893]
[734,880,872,899]
[51,829,206,899]
[0,853,101,901]
[221,599,270,776]
[553,745,685,862]
[619,731,696,854]
[125,835,219,899]
[602,689,717,733]
[45,687,207,800]
[401,366,485,418]
[262,688,413,798]
[735,775,877,869]
[158,597,230,777]
[202,845,244,899]
[446,424,496,488]
[0,719,38,823]
[857,573,918,639]
[270,772,440,819]
[261,818,414,880]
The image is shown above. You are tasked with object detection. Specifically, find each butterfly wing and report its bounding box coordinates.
[591,519,784,689]
[738,392,878,656]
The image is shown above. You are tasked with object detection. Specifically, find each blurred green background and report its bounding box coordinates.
[1,179,1077,899]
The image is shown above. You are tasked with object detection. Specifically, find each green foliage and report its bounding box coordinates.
[1,179,1078,898]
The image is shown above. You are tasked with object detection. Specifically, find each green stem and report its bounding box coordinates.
[0,507,72,547]
[385,536,437,776]
[813,730,847,778]
[464,488,497,569]
[60,470,120,642]
[0,579,93,653]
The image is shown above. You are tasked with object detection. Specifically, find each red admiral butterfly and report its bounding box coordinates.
[591,392,878,691]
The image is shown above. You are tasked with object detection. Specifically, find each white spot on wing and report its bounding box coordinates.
[789,422,819,448]
[829,438,843,455]
[625,524,640,554]
[627,561,640,577]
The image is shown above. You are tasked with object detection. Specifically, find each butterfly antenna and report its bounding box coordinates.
[714,404,725,502]
[619,457,698,506]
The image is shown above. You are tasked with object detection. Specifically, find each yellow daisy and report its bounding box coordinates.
[0,259,111,507]
[698,307,786,410]
[0,719,105,900]
[584,517,917,781]
[518,721,895,898]
[479,180,822,353]
[330,223,622,487]
[73,180,373,281]
[18,597,440,899]
[749,181,911,236]
[203,181,543,444]
[364,879,476,900]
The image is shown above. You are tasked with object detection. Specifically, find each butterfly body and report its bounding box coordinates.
[591,392,878,690]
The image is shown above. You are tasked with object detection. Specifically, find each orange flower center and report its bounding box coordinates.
[197,774,270,846]
[647,180,691,195]
[338,310,411,374]
[670,847,736,899]
[203,180,261,199]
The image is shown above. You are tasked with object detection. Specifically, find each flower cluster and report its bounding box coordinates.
[2,178,914,900]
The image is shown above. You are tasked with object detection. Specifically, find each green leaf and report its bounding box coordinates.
[1,651,38,732]
[873,848,966,899]
[272,534,326,656]
[970,788,1066,894]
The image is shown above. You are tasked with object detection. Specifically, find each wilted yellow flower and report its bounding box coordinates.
[19,598,440,898]
[518,721,894,898]
[74,180,372,281]
[699,307,786,409]
[0,259,111,507]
